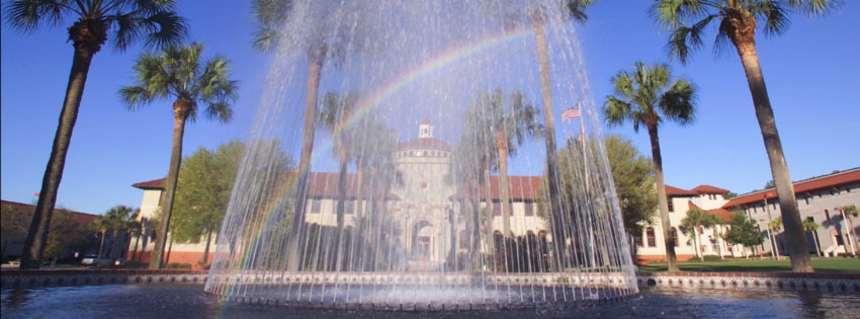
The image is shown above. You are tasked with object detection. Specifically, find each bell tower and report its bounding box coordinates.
[419,119,433,138]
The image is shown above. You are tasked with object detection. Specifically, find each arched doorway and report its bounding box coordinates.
[412,221,434,262]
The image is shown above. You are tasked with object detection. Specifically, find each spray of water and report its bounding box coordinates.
[205,0,638,310]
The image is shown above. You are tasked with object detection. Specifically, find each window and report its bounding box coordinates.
[459,230,469,249]
[633,234,643,247]
[646,227,656,247]
[670,228,679,247]
[667,198,674,212]
[804,196,809,205]
[492,203,501,216]
[310,199,321,214]
[345,200,355,214]
[524,202,534,216]
[824,209,830,221]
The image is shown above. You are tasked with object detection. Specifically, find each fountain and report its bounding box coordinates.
[204,0,638,310]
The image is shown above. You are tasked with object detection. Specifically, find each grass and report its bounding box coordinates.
[638,257,860,273]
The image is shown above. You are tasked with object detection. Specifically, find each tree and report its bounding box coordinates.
[173,140,246,265]
[802,218,821,257]
[1,204,27,261]
[602,61,696,271]
[650,0,841,273]
[725,192,738,199]
[252,0,362,271]
[764,180,775,189]
[602,134,658,238]
[768,215,784,257]
[120,42,238,269]
[91,205,139,261]
[680,208,722,260]
[466,89,543,239]
[838,205,858,256]
[722,210,765,258]
[3,0,186,270]
[46,208,90,265]
[523,0,595,272]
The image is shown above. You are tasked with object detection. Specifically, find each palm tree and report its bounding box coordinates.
[802,218,821,257]
[92,205,140,261]
[680,208,721,260]
[650,0,841,273]
[317,91,360,270]
[120,42,238,269]
[768,215,784,258]
[475,89,543,238]
[602,61,696,271]
[3,0,186,270]
[252,0,360,271]
[517,0,595,271]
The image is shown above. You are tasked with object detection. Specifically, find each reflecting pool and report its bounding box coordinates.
[3,284,858,318]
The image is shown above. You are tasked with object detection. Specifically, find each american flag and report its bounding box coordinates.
[561,107,581,122]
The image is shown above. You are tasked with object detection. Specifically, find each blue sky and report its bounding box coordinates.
[2,1,858,215]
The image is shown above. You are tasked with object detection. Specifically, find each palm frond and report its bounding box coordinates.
[138,10,187,50]
[251,0,293,53]
[659,78,697,126]
[119,85,155,110]
[788,0,843,17]
[749,0,791,36]
[3,0,72,31]
[206,101,233,123]
[563,0,596,24]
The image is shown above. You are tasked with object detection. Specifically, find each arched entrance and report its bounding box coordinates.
[411,221,434,262]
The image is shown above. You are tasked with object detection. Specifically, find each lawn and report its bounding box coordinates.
[637,257,860,273]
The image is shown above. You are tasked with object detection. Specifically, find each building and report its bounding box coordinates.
[0,200,100,262]
[634,168,860,261]
[128,120,859,266]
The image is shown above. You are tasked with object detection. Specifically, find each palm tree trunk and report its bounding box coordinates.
[734,40,813,272]
[98,230,106,262]
[202,229,213,265]
[335,148,348,271]
[286,58,323,271]
[812,230,822,257]
[496,131,512,239]
[647,125,678,271]
[483,162,494,255]
[20,45,95,270]
[534,20,565,272]
[149,106,189,269]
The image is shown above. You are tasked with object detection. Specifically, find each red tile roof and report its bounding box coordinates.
[690,185,730,195]
[689,201,732,223]
[399,138,452,152]
[723,167,860,208]
[134,174,399,200]
[132,178,166,190]
[665,185,696,197]
[451,176,544,201]
[0,200,97,224]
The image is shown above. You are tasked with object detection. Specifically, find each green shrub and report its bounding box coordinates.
[687,256,702,262]
[703,255,722,262]
[165,263,192,269]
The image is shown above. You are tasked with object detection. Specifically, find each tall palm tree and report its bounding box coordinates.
[317,91,360,270]
[680,208,721,260]
[3,0,186,270]
[97,205,140,260]
[514,0,595,270]
[477,89,543,238]
[252,0,360,271]
[602,61,697,272]
[120,42,238,269]
[650,0,841,273]
[802,218,821,257]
